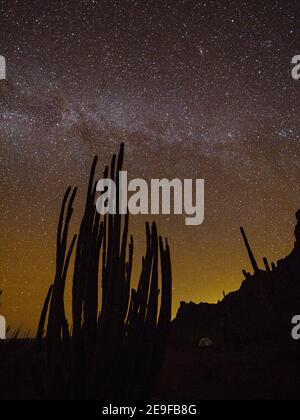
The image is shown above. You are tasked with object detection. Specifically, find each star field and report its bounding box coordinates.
[0,0,299,331]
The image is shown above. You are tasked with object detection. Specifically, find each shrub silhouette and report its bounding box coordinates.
[36,143,172,400]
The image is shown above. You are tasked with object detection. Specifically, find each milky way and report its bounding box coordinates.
[0,0,299,330]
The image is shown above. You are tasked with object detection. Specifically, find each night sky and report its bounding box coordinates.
[0,0,299,332]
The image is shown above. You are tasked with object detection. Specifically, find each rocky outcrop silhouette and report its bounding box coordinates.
[171,210,300,350]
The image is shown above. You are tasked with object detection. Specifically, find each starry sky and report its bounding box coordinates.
[0,0,299,333]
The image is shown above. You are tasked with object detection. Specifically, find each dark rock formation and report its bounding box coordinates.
[171,210,300,350]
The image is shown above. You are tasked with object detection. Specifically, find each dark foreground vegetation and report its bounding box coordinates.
[0,144,172,400]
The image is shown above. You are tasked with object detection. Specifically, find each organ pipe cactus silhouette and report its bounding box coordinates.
[36,144,172,399]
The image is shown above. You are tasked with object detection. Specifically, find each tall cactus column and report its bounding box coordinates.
[36,143,173,400]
